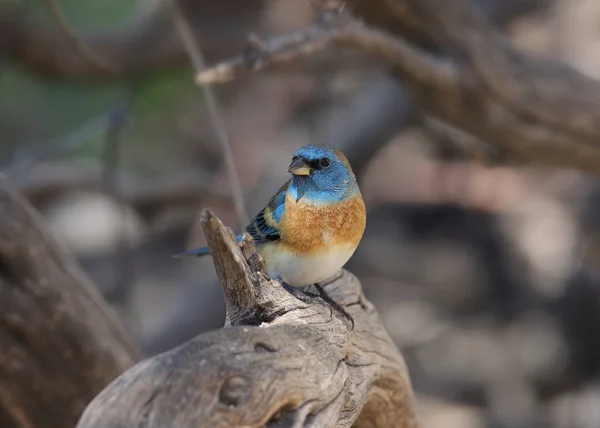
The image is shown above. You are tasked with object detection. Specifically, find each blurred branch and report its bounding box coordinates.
[168,0,248,226]
[347,0,554,49]
[196,18,456,88]
[2,97,231,220]
[2,0,262,80]
[0,0,29,67]
[195,1,600,176]
[196,0,549,86]
[344,0,600,174]
[195,17,358,85]
[0,177,140,428]
[6,102,130,176]
[9,162,230,219]
[42,0,116,73]
[324,75,416,178]
[324,0,549,178]
[1,0,544,82]
[100,100,137,323]
[474,0,553,26]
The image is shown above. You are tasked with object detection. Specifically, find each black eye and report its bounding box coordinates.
[319,158,331,168]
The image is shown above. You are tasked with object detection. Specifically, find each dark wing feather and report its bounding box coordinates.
[246,180,290,244]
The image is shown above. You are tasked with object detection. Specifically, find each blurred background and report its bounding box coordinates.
[2,0,600,427]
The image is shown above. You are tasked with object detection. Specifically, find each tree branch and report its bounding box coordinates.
[8,162,230,220]
[194,1,600,175]
[1,0,546,82]
[2,0,262,80]
[169,0,248,226]
[321,0,550,177]
[0,177,140,428]
[196,18,456,92]
[195,20,346,85]
[349,0,600,174]
[76,210,419,428]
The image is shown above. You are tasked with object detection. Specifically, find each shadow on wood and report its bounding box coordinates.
[76,209,420,428]
[0,177,140,428]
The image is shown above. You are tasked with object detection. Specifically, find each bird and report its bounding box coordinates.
[174,144,366,328]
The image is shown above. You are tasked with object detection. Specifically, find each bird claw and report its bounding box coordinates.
[281,282,332,316]
[313,283,354,330]
[280,282,354,330]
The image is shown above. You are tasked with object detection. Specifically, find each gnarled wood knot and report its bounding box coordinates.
[219,375,251,406]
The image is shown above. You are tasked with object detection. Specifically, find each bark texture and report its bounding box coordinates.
[76,210,419,428]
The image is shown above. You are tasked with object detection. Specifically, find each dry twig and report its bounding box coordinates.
[100,101,138,322]
[193,14,454,87]
[170,0,248,227]
[168,0,248,226]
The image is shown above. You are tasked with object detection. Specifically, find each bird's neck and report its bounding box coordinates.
[289,177,360,205]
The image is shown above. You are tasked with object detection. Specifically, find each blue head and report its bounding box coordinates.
[286,144,359,204]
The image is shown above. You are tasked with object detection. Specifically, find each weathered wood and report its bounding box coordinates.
[76,209,419,428]
[0,177,141,428]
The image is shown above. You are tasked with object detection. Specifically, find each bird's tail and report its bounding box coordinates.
[172,246,211,258]
[173,235,244,259]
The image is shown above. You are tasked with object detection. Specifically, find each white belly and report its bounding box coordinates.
[264,244,357,287]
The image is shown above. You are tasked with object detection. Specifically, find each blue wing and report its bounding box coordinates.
[245,180,289,244]
[173,180,289,258]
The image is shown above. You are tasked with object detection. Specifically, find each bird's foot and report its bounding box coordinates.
[280,281,354,330]
[313,283,354,330]
[281,282,333,317]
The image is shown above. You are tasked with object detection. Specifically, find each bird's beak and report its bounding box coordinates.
[287,157,311,176]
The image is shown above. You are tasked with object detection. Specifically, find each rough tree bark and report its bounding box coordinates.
[0,177,141,428]
[76,210,419,428]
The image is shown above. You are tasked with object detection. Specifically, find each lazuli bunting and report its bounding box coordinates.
[175,144,366,327]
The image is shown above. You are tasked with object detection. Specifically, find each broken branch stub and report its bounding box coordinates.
[76,209,419,428]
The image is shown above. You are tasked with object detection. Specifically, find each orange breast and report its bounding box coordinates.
[279,193,366,255]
